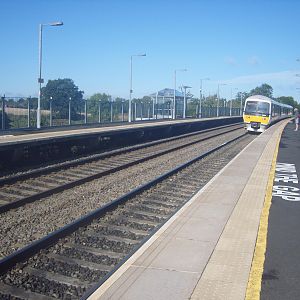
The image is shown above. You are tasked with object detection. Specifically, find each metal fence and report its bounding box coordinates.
[0,96,242,131]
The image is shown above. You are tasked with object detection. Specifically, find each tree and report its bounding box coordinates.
[277,96,300,110]
[41,79,84,120]
[15,98,28,108]
[88,93,112,121]
[248,83,273,98]
[202,94,217,107]
[187,98,199,117]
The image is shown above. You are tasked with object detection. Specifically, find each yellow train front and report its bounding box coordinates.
[243,95,292,133]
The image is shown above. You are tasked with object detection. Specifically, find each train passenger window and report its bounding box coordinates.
[273,104,280,116]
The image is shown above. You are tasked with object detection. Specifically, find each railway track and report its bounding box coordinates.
[0,131,254,299]
[0,124,243,213]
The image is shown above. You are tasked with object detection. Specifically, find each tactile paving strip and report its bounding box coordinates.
[191,120,289,300]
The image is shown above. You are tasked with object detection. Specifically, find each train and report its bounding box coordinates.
[243,95,293,133]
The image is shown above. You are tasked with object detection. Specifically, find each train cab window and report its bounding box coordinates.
[257,102,270,116]
[244,101,257,114]
[245,101,270,116]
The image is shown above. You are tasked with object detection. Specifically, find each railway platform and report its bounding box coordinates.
[0,117,240,146]
[87,118,298,300]
[0,117,241,171]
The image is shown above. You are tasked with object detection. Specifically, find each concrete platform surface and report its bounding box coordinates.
[87,119,289,299]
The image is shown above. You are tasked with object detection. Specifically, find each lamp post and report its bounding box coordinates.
[217,83,227,117]
[129,53,146,122]
[199,78,210,118]
[37,21,63,129]
[173,69,187,119]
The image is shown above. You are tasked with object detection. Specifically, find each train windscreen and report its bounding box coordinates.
[245,101,270,116]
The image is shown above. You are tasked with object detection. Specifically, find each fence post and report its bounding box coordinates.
[49,97,53,127]
[27,96,31,127]
[69,97,71,125]
[110,101,113,122]
[84,99,87,124]
[121,102,124,122]
[152,99,155,119]
[1,95,5,130]
[98,100,101,123]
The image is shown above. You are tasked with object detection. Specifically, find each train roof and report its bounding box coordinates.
[245,95,293,109]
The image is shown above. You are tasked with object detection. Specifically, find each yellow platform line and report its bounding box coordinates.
[245,132,282,299]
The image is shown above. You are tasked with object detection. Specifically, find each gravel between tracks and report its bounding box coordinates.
[0,129,253,258]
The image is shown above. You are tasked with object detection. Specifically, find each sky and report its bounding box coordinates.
[1,0,300,102]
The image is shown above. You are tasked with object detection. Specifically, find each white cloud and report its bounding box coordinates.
[224,56,237,66]
[248,56,259,66]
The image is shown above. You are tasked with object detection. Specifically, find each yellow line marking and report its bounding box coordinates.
[245,129,283,299]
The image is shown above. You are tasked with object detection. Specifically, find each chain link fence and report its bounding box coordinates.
[0,96,242,131]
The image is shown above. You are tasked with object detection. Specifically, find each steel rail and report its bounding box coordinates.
[0,123,242,186]
[0,132,246,277]
[0,125,243,213]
